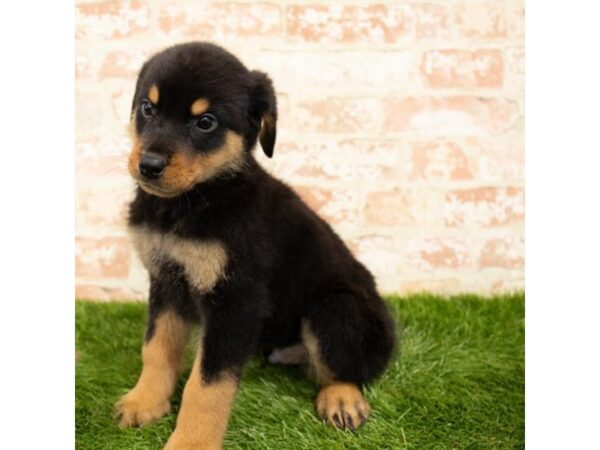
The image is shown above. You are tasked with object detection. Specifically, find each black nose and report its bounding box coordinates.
[139,153,167,180]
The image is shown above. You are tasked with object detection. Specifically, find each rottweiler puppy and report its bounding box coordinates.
[116,42,396,450]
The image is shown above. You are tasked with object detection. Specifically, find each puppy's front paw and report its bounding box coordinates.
[316,383,371,430]
[116,387,170,428]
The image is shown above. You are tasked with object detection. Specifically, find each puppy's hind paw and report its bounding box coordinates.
[315,383,371,431]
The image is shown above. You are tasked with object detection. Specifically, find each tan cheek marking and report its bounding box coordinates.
[193,131,245,183]
[128,226,228,294]
[128,116,137,141]
[116,310,191,428]
[164,352,238,450]
[127,140,142,181]
[148,84,159,104]
[160,152,202,193]
[197,131,245,182]
[127,115,142,179]
[190,98,210,115]
[161,131,245,191]
[302,321,335,386]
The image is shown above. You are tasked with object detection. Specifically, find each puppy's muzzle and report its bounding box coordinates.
[139,153,167,180]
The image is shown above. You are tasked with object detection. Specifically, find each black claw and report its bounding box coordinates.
[358,410,367,422]
[338,400,345,427]
[332,413,343,428]
[345,413,355,430]
[356,401,368,422]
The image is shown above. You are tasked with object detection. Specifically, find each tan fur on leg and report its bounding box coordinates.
[117,309,191,427]
[164,353,238,450]
[301,322,335,385]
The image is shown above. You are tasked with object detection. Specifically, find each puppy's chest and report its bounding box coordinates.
[129,225,228,293]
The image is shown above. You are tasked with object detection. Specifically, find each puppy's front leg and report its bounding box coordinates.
[164,286,262,450]
[163,352,238,450]
[117,276,192,427]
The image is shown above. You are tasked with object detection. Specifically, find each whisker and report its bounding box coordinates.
[102,166,127,175]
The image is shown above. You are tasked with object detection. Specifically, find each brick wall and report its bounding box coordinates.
[75,1,525,300]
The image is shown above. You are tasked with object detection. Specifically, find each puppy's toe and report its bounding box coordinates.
[315,383,371,430]
[116,388,170,428]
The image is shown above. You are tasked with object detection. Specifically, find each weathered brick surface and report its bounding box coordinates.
[365,189,437,227]
[265,139,402,183]
[352,235,404,279]
[407,236,471,271]
[75,237,131,279]
[408,140,476,182]
[293,98,382,134]
[295,185,364,225]
[257,50,417,93]
[444,187,524,227]
[383,96,521,135]
[505,47,525,93]
[75,284,145,301]
[479,234,525,269]
[286,4,412,44]
[76,1,150,40]
[157,3,282,40]
[420,49,503,88]
[75,0,524,299]
[413,2,509,41]
[100,48,154,79]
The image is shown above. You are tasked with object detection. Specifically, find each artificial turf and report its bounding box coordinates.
[75,293,524,449]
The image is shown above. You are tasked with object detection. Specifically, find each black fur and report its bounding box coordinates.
[128,42,395,386]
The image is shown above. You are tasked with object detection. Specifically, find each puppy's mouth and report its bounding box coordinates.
[136,180,184,198]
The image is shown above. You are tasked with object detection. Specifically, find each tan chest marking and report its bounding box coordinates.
[129,226,228,294]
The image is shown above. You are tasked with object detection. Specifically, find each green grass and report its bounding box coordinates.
[76,293,524,449]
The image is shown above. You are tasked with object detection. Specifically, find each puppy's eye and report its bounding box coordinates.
[140,100,154,118]
[196,113,218,132]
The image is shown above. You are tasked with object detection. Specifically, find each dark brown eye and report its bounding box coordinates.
[140,100,154,118]
[196,113,218,132]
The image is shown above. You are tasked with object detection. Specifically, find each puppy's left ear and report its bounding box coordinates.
[250,70,277,158]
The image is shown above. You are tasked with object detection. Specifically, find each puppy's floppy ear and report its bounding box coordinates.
[250,70,277,158]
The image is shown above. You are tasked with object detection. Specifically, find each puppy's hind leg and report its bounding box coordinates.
[302,291,395,430]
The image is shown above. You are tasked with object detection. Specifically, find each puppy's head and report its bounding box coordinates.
[128,42,277,198]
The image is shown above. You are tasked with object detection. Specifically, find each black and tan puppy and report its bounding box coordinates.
[116,42,395,449]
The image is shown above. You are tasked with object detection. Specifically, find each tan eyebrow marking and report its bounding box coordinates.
[148,84,159,104]
[191,98,210,116]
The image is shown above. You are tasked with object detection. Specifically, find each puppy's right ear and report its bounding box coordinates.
[250,70,277,158]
